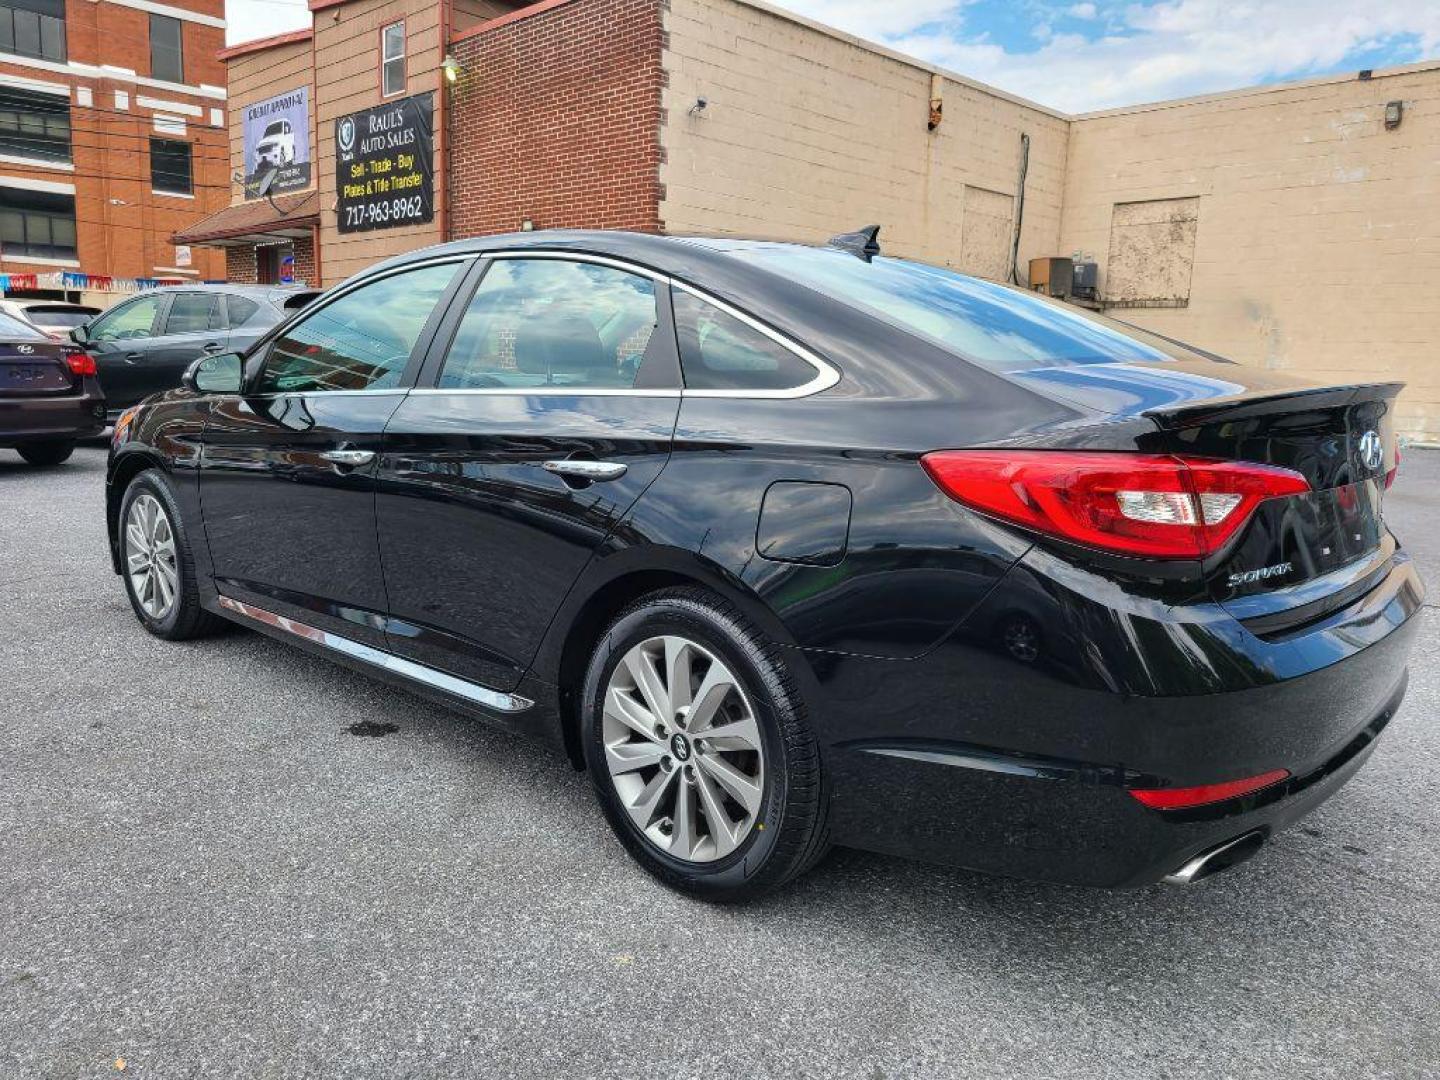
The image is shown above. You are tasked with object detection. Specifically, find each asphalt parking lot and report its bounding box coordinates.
[2,444,1438,1079]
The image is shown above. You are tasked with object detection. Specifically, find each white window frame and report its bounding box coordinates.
[380,21,404,98]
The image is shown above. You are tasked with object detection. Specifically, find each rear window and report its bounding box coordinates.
[727,246,1207,373]
[0,310,50,340]
[23,307,95,329]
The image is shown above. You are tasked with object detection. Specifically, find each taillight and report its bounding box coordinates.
[920,451,1310,559]
[1386,444,1401,490]
[64,347,97,377]
[1129,769,1290,810]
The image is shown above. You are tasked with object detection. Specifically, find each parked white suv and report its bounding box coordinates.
[253,120,295,169]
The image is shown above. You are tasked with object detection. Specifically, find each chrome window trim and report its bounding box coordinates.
[670,280,841,400]
[407,387,681,398]
[426,251,842,401]
[216,595,534,714]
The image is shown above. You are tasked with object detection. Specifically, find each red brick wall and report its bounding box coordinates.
[226,247,258,284]
[447,0,666,238]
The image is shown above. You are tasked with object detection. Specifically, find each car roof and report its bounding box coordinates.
[145,283,311,301]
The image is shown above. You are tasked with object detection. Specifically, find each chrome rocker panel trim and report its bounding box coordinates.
[216,595,535,714]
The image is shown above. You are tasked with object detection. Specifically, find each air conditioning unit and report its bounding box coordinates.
[1071,259,1099,300]
[1029,257,1073,298]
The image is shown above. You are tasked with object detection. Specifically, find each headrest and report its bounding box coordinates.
[513,311,608,379]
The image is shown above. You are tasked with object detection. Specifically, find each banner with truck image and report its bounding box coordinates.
[243,87,312,199]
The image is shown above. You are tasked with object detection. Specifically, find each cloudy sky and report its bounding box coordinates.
[227,0,1440,112]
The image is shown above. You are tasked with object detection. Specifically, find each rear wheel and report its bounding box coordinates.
[17,439,74,466]
[119,469,224,640]
[582,588,828,900]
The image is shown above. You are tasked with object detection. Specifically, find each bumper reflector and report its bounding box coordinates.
[1130,769,1290,810]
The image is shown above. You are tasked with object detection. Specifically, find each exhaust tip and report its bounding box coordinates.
[1164,830,1267,886]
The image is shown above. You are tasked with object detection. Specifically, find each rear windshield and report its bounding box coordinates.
[25,308,93,329]
[0,311,51,341]
[727,246,1209,372]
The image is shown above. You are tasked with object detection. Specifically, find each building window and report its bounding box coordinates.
[0,0,67,63]
[150,138,192,195]
[0,188,77,259]
[150,13,183,84]
[381,21,405,97]
[0,86,69,163]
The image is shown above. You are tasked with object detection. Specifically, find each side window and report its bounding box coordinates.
[438,259,659,390]
[225,296,260,328]
[673,290,819,392]
[163,292,222,335]
[257,262,459,394]
[90,295,163,342]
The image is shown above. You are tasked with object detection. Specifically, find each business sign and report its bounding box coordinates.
[335,92,433,234]
[243,87,312,199]
[279,249,296,284]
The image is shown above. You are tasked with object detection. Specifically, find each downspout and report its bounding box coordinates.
[1008,132,1030,286]
[437,0,450,243]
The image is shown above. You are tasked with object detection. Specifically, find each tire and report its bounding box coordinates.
[17,439,74,466]
[581,587,829,901]
[118,468,224,641]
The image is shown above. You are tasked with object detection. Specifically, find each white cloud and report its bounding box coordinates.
[1066,2,1098,18]
[777,0,1440,111]
[226,0,310,46]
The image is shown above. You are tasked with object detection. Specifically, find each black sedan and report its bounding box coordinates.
[1,310,105,465]
[104,231,1423,898]
[72,284,319,419]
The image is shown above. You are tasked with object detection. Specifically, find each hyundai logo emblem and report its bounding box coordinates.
[1359,430,1384,473]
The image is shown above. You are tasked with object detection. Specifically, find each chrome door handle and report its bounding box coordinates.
[320,449,376,467]
[201,342,225,353]
[124,352,144,363]
[542,459,627,482]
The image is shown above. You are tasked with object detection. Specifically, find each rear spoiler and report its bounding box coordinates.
[1144,382,1404,430]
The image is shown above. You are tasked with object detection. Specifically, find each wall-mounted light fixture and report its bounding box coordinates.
[443,54,460,83]
[688,97,708,117]
[520,217,535,232]
[1385,100,1404,130]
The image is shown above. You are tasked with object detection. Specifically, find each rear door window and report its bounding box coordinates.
[257,261,460,394]
[672,289,821,392]
[437,258,661,390]
[225,296,261,328]
[163,293,223,335]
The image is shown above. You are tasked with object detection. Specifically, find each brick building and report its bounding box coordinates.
[0,0,229,305]
[184,0,1440,442]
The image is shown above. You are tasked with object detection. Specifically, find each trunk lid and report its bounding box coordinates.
[0,340,76,397]
[1010,360,1402,633]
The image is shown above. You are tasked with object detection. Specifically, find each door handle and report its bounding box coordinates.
[320,449,376,467]
[124,352,144,363]
[542,459,628,482]
[201,342,225,353]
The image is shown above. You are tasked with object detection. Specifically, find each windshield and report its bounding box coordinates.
[0,310,52,341]
[723,244,1209,372]
[263,122,285,137]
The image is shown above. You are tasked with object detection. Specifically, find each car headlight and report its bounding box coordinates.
[112,406,139,445]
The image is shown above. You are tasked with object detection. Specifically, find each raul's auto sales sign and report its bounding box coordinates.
[335,92,434,234]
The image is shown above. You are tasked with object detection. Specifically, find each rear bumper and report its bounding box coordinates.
[811,552,1423,887]
[0,391,106,445]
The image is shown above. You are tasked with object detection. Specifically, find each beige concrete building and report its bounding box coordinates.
[188,0,1440,441]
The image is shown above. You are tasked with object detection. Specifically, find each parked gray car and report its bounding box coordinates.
[71,285,319,418]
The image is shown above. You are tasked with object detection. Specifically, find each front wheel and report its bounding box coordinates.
[119,469,224,640]
[17,439,74,466]
[581,588,828,900]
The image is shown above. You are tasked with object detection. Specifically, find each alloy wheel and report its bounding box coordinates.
[602,634,766,863]
[124,491,179,621]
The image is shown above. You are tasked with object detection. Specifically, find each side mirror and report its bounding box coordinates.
[69,324,88,344]
[182,351,244,394]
